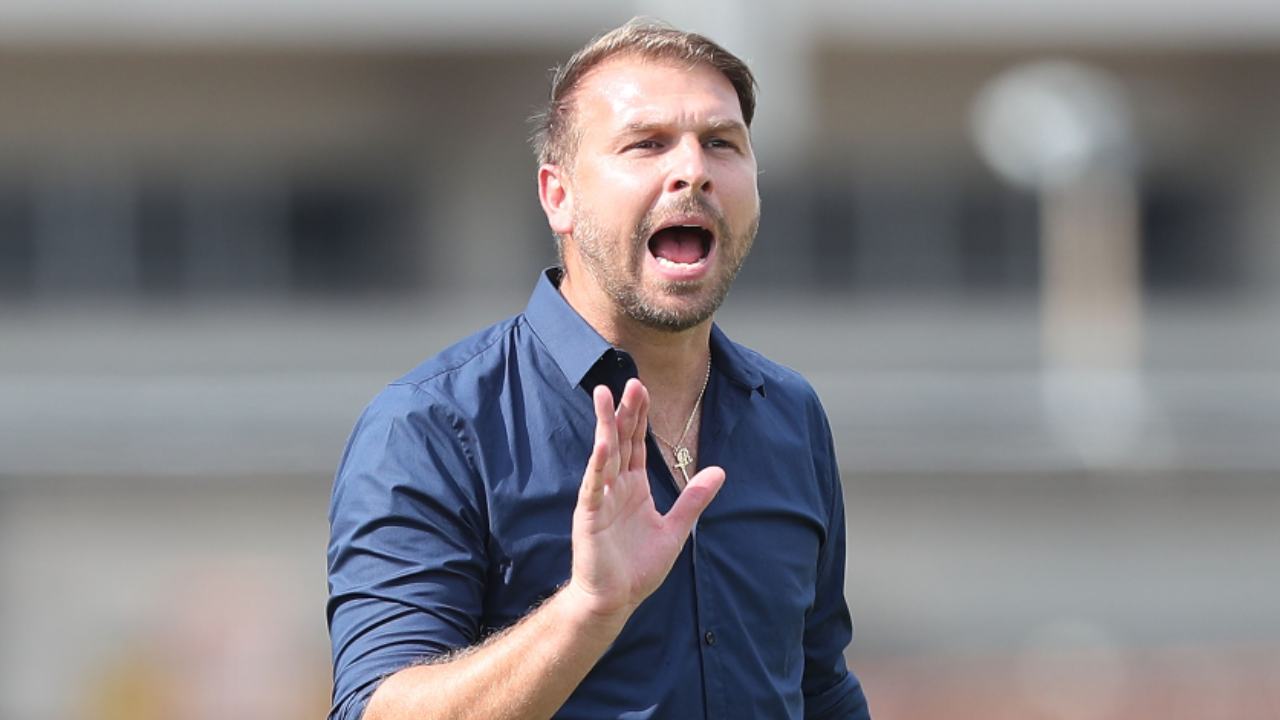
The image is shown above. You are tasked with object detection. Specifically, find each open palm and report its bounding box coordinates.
[569,379,726,619]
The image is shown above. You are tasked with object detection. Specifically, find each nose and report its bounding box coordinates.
[666,135,713,195]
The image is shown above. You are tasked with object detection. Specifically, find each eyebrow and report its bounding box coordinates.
[620,118,748,135]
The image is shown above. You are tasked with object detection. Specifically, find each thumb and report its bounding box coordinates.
[663,466,726,538]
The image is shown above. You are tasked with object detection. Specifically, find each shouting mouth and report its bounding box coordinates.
[646,220,716,281]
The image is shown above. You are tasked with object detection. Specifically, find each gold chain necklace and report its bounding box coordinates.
[650,356,712,487]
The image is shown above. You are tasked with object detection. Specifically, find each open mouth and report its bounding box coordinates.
[647,224,714,270]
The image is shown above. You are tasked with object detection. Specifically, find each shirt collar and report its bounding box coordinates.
[522,267,766,395]
[523,268,614,389]
[709,322,766,394]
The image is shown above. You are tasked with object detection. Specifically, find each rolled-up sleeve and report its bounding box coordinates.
[326,383,488,720]
[802,397,871,720]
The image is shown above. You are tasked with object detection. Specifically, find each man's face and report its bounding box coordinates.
[561,56,760,332]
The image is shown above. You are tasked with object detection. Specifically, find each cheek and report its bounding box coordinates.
[580,165,657,222]
[596,164,660,202]
[721,177,760,226]
[712,157,758,199]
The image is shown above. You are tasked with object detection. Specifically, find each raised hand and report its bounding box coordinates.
[566,378,726,622]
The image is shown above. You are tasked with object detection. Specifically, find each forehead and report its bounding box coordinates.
[571,56,744,134]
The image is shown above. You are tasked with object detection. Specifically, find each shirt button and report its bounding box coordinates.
[704,630,716,646]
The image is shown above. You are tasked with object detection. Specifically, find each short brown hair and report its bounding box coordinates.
[531,17,758,167]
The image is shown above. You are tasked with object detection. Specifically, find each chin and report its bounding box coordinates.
[625,286,725,332]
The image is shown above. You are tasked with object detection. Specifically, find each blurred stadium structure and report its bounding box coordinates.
[2,2,1279,718]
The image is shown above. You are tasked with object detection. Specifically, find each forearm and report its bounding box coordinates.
[362,582,630,720]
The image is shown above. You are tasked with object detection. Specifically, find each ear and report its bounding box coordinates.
[538,163,574,236]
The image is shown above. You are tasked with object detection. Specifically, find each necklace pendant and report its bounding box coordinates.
[673,446,693,485]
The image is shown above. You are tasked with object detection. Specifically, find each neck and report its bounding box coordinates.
[609,322,712,461]
[612,319,711,391]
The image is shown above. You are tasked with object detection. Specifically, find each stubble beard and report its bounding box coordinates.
[571,195,758,333]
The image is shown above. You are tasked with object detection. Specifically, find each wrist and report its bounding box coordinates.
[557,580,633,643]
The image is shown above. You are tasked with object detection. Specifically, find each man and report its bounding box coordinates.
[327,18,871,720]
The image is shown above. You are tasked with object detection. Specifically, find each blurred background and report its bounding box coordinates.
[2,1,1279,718]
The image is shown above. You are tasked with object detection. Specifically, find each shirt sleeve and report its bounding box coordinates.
[326,383,488,720]
[802,394,872,720]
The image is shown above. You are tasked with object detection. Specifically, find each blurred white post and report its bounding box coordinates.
[1041,169,1142,374]
[972,61,1147,467]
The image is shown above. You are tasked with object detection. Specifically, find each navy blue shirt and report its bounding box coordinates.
[327,269,870,719]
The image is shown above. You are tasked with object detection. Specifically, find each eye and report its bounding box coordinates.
[705,138,739,151]
[626,139,662,151]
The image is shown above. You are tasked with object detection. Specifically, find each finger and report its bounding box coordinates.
[616,379,641,472]
[581,385,617,510]
[628,381,650,474]
[663,465,725,538]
